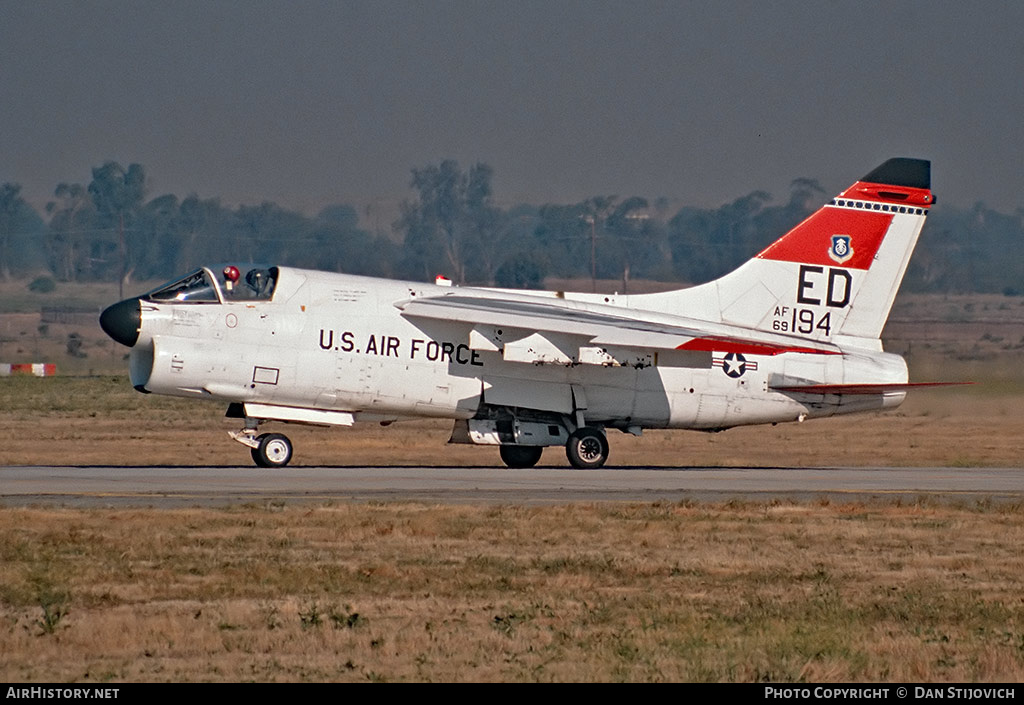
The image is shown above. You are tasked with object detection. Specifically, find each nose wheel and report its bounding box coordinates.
[250,432,293,468]
[229,416,295,468]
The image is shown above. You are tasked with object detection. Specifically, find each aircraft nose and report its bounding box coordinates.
[99,298,141,347]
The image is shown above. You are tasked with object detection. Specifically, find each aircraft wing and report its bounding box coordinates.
[396,293,840,366]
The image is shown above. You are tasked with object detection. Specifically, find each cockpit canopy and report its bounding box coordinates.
[144,266,279,303]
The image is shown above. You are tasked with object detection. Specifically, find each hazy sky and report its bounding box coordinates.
[2,1,1022,213]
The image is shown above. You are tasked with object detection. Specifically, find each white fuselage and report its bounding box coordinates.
[128,267,907,436]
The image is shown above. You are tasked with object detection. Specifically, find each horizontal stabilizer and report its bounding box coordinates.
[770,382,973,395]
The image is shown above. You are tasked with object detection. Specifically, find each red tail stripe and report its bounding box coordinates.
[676,337,840,356]
[756,206,892,270]
[840,182,933,207]
[756,179,932,270]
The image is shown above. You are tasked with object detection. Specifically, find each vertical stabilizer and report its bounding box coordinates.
[638,158,932,346]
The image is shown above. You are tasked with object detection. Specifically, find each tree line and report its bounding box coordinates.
[0,160,1021,295]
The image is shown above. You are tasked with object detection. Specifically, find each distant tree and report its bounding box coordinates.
[176,195,233,271]
[297,204,393,276]
[0,183,23,280]
[667,190,770,283]
[45,183,95,282]
[903,202,1024,294]
[484,204,546,287]
[396,160,501,284]
[22,157,1024,296]
[88,162,146,295]
[0,183,45,280]
[134,193,180,280]
[533,202,591,279]
[232,201,315,267]
[494,252,545,289]
[317,204,361,230]
[788,177,826,208]
[748,178,824,253]
[604,196,658,291]
[533,197,626,286]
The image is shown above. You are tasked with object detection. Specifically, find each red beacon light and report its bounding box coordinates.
[223,265,240,291]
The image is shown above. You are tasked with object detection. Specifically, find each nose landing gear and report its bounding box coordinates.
[251,433,293,468]
[229,425,294,468]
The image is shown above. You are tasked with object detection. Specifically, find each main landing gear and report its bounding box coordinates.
[499,445,543,468]
[497,426,610,470]
[565,427,609,469]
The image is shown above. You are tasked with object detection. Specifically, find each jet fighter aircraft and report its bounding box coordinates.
[100,158,937,468]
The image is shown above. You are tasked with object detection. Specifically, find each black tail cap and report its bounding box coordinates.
[861,158,930,189]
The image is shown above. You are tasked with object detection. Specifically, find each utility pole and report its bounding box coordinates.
[583,215,596,292]
[118,212,125,301]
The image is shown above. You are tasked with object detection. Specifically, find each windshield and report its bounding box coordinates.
[145,269,220,303]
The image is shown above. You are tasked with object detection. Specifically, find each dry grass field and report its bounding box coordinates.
[2,502,1024,682]
[2,288,1023,681]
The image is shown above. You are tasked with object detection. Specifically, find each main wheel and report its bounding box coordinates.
[499,445,543,468]
[565,427,609,469]
[251,432,293,468]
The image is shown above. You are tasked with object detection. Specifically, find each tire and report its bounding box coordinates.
[565,427,609,469]
[251,432,293,468]
[499,445,543,468]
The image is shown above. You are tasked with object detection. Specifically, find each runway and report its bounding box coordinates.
[2,465,1023,507]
